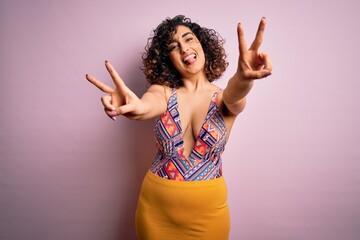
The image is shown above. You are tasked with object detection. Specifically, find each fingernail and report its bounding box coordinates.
[109,110,117,116]
[105,60,108,63]
[264,72,272,78]
[86,74,88,77]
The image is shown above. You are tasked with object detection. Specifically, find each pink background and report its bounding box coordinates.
[1,0,360,239]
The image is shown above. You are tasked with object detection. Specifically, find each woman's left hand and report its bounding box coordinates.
[236,17,273,81]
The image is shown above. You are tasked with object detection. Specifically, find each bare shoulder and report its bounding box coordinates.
[141,84,172,118]
[147,84,165,93]
[144,84,166,99]
[146,84,172,97]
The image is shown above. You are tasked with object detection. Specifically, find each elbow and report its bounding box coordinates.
[223,97,247,116]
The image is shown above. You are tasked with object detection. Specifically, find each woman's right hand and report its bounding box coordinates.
[86,61,146,120]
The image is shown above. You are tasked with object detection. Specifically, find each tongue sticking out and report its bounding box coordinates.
[184,54,197,65]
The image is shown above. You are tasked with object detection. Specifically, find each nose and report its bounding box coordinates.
[179,43,189,55]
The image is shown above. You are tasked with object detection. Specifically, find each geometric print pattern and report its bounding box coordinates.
[150,88,228,181]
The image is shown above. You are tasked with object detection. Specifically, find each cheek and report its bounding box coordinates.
[198,48,206,63]
[169,56,179,68]
[195,44,205,58]
[169,54,183,71]
[169,53,177,63]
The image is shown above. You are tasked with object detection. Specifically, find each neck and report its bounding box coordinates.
[181,74,209,92]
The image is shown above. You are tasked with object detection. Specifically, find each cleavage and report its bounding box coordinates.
[176,91,213,158]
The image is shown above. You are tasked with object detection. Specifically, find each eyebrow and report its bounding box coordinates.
[169,32,194,43]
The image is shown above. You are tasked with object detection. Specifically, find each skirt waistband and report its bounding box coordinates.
[145,170,226,188]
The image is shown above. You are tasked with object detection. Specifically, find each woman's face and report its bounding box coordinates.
[168,25,206,79]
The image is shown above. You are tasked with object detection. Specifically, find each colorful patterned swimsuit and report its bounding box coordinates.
[150,88,228,181]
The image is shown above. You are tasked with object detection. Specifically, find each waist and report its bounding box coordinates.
[145,169,226,187]
[150,154,223,181]
[140,170,228,207]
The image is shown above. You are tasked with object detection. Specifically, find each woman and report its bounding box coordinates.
[86,15,272,240]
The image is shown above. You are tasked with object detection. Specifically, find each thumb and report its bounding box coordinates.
[115,103,135,115]
[106,104,135,120]
[243,70,272,80]
[260,70,272,79]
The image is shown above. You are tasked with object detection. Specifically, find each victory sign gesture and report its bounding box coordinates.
[222,17,273,115]
[86,61,145,121]
[236,17,272,80]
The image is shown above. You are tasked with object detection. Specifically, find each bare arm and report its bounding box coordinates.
[86,61,167,121]
[223,17,273,115]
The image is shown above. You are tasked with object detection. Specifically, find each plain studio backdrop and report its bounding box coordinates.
[1,0,359,239]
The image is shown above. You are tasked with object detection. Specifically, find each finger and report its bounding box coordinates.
[104,61,127,90]
[250,17,266,51]
[243,69,272,80]
[105,109,117,121]
[259,52,273,72]
[101,95,116,111]
[237,23,248,56]
[86,74,114,93]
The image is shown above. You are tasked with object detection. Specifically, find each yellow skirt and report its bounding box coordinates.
[135,170,230,240]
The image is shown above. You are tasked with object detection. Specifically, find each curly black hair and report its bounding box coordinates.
[142,15,228,88]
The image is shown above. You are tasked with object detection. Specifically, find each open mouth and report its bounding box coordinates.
[183,54,197,65]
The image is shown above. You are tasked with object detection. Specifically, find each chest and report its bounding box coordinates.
[176,94,213,139]
[154,89,228,160]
